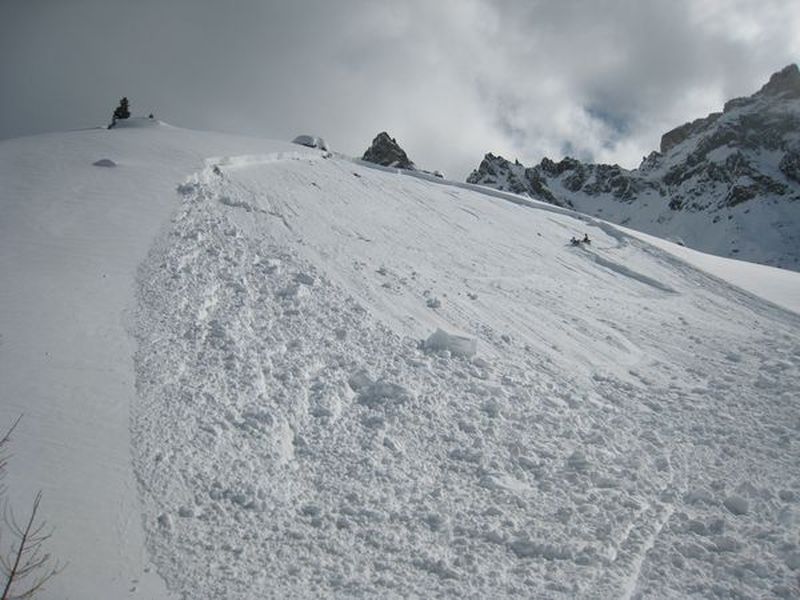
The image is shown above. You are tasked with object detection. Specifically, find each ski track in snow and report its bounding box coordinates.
[132,154,800,598]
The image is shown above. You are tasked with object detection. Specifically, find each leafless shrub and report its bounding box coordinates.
[0,418,62,599]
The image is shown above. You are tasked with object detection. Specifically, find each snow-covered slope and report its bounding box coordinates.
[1,122,799,599]
[468,64,800,271]
[0,121,307,600]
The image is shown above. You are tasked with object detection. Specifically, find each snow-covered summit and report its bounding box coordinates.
[1,122,799,599]
[468,65,800,271]
[109,115,170,129]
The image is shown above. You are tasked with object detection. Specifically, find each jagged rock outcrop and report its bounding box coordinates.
[469,154,562,205]
[660,113,722,154]
[467,65,800,270]
[362,132,416,170]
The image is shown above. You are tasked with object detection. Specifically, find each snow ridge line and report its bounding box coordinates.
[205,150,327,172]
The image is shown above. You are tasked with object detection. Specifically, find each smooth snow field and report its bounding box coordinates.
[1,122,800,599]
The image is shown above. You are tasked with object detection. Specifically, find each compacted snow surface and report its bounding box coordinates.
[1,123,799,599]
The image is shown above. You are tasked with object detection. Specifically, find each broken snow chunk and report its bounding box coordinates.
[177,181,199,196]
[92,158,116,167]
[566,450,590,472]
[785,552,800,570]
[412,558,458,580]
[294,272,315,286]
[723,494,749,516]
[422,512,448,531]
[347,370,373,392]
[484,529,508,545]
[712,536,741,553]
[457,420,477,434]
[357,380,413,409]
[684,487,715,505]
[448,447,482,463]
[178,506,195,518]
[481,399,501,418]
[362,414,385,429]
[509,538,572,560]
[300,504,322,518]
[424,328,477,358]
[276,284,310,300]
[256,257,282,274]
[157,513,173,531]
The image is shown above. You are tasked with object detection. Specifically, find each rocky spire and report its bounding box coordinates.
[362,132,416,170]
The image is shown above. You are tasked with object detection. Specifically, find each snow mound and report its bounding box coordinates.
[92,158,117,167]
[292,134,329,151]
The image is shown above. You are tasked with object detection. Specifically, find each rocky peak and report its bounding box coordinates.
[724,64,800,112]
[758,63,800,98]
[362,132,416,170]
[661,65,800,152]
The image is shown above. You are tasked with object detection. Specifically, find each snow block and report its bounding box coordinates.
[424,328,477,358]
[357,380,413,409]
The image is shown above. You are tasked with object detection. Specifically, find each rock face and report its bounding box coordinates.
[467,64,800,270]
[362,132,416,170]
[660,113,722,154]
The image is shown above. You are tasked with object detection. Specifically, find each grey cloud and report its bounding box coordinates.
[1,0,797,178]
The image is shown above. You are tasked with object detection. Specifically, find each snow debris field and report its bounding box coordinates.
[2,122,800,599]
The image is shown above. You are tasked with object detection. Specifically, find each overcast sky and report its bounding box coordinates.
[1,0,798,178]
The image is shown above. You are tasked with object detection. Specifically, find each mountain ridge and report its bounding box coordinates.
[468,64,800,270]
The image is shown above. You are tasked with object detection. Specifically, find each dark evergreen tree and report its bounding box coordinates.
[109,97,131,128]
[113,97,131,120]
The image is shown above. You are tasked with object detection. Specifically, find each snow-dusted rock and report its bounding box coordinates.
[362,131,415,170]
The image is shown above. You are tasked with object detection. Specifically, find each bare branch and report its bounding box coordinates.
[0,419,63,599]
[0,416,22,499]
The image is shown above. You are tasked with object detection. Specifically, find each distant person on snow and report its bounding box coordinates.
[570,234,591,246]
